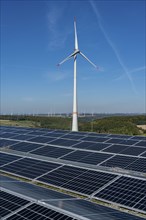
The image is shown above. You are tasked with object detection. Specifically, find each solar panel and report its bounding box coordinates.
[119,146,146,156]
[135,141,146,147]
[0,132,18,138]
[102,144,130,153]
[10,142,42,152]
[100,155,137,169]
[0,190,30,218]
[50,138,81,147]
[1,157,61,179]
[141,151,146,157]
[61,134,85,140]
[0,189,77,220]
[6,203,76,220]
[0,152,22,167]
[9,134,36,141]
[81,136,109,142]
[126,158,146,173]
[61,150,112,165]
[0,139,19,148]
[31,145,74,158]
[72,141,110,151]
[28,136,55,143]
[95,176,146,211]
[38,165,117,195]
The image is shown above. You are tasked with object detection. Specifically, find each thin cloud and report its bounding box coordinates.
[89,0,137,94]
[47,5,71,50]
[113,66,146,82]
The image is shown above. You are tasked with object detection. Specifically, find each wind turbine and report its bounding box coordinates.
[58,18,98,132]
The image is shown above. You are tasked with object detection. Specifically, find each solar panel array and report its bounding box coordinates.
[1,175,145,220]
[0,189,77,220]
[0,125,146,217]
[0,126,146,174]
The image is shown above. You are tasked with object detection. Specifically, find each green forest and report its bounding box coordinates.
[0,114,146,136]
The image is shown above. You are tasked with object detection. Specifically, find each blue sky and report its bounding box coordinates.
[1,0,145,114]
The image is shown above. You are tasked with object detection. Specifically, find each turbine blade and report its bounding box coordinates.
[74,17,78,50]
[80,52,98,69]
[57,50,80,66]
[57,52,74,66]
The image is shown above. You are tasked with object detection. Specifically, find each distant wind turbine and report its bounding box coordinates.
[58,17,99,132]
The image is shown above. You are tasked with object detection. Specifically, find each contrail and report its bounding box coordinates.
[89,0,137,94]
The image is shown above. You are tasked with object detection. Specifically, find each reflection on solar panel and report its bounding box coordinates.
[95,176,146,211]
[0,190,77,220]
[6,203,76,220]
[38,165,117,195]
[1,158,61,179]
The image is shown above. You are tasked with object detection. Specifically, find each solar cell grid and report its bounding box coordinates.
[119,146,146,156]
[126,158,146,173]
[82,136,109,142]
[9,134,36,141]
[42,133,64,138]
[141,151,146,157]
[134,196,146,212]
[108,134,131,139]
[28,136,55,143]
[95,176,146,210]
[102,144,129,153]
[131,136,146,141]
[6,203,76,220]
[38,165,117,195]
[61,150,112,165]
[62,170,117,195]
[0,132,18,138]
[26,131,48,136]
[71,141,110,151]
[50,138,81,147]
[100,155,137,169]
[10,142,42,152]
[0,139,19,148]
[105,138,125,144]
[0,190,29,218]
[135,141,146,147]
[79,152,112,165]
[0,152,22,167]
[86,142,111,151]
[1,157,61,179]
[31,145,74,158]
[61,134,85,140]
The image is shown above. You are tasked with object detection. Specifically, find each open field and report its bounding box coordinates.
[0,115,146,136]
[137,125,146,130]
[0,119,40,128]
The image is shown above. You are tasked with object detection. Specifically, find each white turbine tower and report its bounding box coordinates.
[58,18,98,132]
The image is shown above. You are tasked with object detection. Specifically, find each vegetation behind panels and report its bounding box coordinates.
[0,115,146,136]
